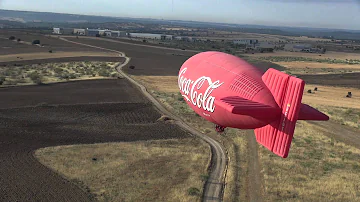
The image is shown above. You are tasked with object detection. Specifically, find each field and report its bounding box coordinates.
[0,51,118,62]
[131,74,360,201]
[248,51,360,60]
[35,138,210,202]
[0,30,99,54]
[0,72,210,202]
[1,29,360,201]
[0,61,122,87]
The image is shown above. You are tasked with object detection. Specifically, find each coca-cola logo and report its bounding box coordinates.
[178,67,224,113]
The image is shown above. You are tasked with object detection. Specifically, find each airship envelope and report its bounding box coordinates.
[178,51,329,158]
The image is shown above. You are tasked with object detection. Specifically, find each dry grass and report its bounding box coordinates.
[276,62,360,70]
[132,75,360,202]
[277,62,360,75]
[132,75,250,201]
[35,138,210,202]
[0,61,120,87]
[0,51,117,61]
[259,121,360,201]
[302,84,360,109]
[248,51,360,60]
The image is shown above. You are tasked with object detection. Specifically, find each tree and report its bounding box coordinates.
[9,36,15,40]
[32,40,40,45]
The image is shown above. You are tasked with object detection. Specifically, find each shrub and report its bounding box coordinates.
[49,50,53,53]
[9,36,15,40]
[32,40,40,45]
[17,38,21,42]
[69,73,77,79]
[129,65,135,69]
[187,187,200,196]
[98,69,110,77]
[28,72,43,84]
[110,72,118,77]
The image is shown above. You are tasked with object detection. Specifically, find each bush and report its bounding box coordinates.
[28,72,43,84]
[32,40,40,45]
[49,50,53,53]
[9,36,15,40]
[69,73,77,79]
[110,72,118,77]
[17,38,21,42]
[187,187,200,196]
[129,65,135,69]
[98,69,110,77]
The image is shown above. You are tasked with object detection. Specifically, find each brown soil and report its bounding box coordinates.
[298,73,360,89]
[0,30,100,54]
[0,51,118,62]
[0,56,124,66]
[0,79,189,202]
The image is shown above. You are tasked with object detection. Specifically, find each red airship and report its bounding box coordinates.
[178,51,329,158]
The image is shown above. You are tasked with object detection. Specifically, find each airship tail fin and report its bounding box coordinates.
[254,68,304,158]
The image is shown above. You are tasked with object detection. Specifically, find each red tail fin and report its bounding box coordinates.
[254,68,304,158]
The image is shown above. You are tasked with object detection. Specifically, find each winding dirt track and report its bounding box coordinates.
[60,37,228,202]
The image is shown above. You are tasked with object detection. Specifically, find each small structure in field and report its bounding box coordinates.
[346,92,352,98]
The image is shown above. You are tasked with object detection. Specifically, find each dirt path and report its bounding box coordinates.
[60,37,228,202]
[245,131,263,202]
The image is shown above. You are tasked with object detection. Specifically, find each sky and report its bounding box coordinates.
[0,0,360,30]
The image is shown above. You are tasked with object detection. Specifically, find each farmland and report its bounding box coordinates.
[131,73,360,201]
[1,28,360,202]
[0,78,211,201]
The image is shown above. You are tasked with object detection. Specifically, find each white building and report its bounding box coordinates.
[233,39,258,45]
[73,28,86,35]
[53,28,61,34]
[128,33,173,40]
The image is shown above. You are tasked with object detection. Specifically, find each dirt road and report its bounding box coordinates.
[62,37,228,202]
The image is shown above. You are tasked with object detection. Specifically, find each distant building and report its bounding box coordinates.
[87,29,100,36]
[53,28,61,34]
[254,42,275,52]
[128,33,173,40]
[104,30,112,37]
[233,39,258,45]
[73,28,86,35]
[174,36,183,40]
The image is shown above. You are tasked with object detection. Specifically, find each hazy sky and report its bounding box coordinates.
[1,0,360,30]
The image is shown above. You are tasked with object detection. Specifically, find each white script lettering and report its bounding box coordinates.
[178,67,224,113]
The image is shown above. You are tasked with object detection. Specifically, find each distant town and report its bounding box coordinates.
[52,27,326,54]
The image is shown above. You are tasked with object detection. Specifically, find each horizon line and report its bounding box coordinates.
[1,8,359,32]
